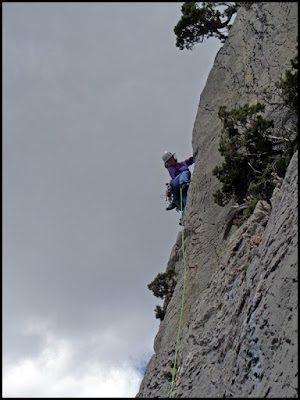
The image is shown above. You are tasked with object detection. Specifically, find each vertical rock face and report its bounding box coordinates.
[137,3,298,398]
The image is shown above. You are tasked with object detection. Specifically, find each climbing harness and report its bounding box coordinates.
[169,187,187,398]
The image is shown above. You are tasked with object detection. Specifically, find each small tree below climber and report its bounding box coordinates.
[162,151,194,218]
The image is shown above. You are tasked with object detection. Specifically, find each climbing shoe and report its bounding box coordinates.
[166,202,177,211]
[166,196,181,211]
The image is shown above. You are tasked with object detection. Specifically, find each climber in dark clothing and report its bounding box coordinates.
[162,151,194,217]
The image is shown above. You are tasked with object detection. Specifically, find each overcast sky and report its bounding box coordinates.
[3,2,222,397]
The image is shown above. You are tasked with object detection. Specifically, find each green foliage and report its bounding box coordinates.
[154,305,165,321]
[147,269,176,299]
[212,47,298,208]
[213,103,278,205]
[174,2,239,50]
[275,44,298,113]
[148,269,177,320]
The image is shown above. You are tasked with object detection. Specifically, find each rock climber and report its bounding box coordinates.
[162,151,194,219]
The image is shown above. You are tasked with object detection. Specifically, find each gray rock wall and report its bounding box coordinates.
[137,3,298,398]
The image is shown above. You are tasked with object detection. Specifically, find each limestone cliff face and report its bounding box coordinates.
[137,3,298,398]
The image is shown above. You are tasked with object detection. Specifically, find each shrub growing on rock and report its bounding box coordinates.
[148,269,177,320]
[213,49,298,208]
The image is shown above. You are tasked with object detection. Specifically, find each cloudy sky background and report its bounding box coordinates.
[3,2,222,397]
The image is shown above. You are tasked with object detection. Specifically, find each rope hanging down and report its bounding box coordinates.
[169,187,187,398]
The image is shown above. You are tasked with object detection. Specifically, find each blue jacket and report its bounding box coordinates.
[165,157,194,180]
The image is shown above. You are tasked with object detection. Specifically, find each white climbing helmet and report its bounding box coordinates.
[162,151,174,163]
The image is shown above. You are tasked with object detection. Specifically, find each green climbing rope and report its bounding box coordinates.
[169,187,187,398]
